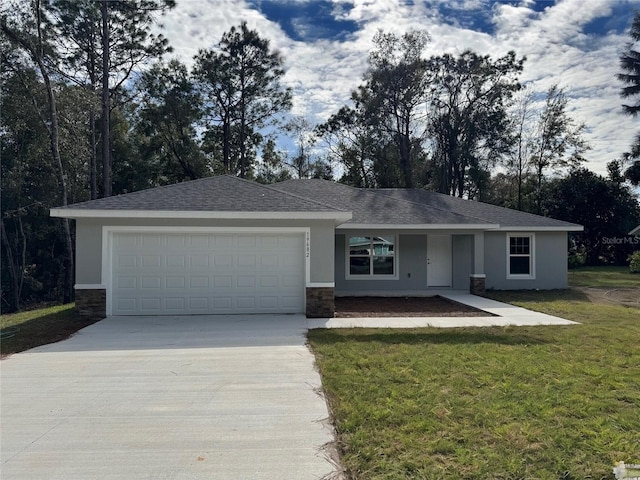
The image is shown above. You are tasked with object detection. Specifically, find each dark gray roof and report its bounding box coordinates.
[54,175,582,230]
[378,188,581,229]
[272,179,495,226]
[55,175,345,213]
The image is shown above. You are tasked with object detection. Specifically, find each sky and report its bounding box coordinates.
[155,0,640,178]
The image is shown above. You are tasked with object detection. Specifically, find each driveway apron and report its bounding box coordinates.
[1,315,337,480]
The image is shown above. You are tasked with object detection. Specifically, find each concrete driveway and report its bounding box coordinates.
[1,315,338,480]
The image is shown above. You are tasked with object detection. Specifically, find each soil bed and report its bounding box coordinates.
[334,295,493,317]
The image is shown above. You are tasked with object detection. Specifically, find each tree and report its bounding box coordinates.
[1,0,75,304]
[193,22,292,178]
[528,85,590,213]
[544,168,640,265]
[316,106,378,187]
[255,139,291,184]
[618,11,640,116]
[506,88,535,210]
[354,30,431,188]
[618,11,640,167]
[427,50,524,198]
[47,0,175,197]
[134,60,207,182]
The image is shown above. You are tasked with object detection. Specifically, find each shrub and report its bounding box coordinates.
[628,250,640,273]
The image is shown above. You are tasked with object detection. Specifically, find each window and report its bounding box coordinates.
[507,234,535,279]
[348,235,396,278]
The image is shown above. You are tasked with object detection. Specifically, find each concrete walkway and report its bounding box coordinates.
[307,292,578,329]
[1,315,338,480]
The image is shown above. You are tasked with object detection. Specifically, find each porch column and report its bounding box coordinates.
[470,232,486,296]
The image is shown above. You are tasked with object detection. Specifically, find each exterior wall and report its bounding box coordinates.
[75,217,336,317]
[335,233,428,294]
[485,231,569,290]
[75,217,335,286]
[76,220,104,285]
[452,235,473,290]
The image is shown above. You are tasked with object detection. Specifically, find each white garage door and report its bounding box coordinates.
[110,232,305,315]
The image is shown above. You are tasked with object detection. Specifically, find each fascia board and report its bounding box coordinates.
[491,226,584,232]
[337,223,500,230]
[50,208,352,222]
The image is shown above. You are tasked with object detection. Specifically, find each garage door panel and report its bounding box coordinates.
[189,254,209,267]
[166,276,186,288]
[189,297,209,310]
[165,298,185,310]
[166,255,185,267]
[118,255,137,268]
[116,276,137,289]
[141,255,161,267]
[115,298,137,312]
[237,276,256,288]
[141,276,162,289]
[189,276,209,288]
[238,255,256,267]
[111,232,305,315]
[140,298,161,310]
[236,297,255,309]
[214,255,233,267]
[260,276,279,288]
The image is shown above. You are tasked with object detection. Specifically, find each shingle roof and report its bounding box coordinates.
[54,175,345,213]
[273,179,581,229]
[379,189,581,229]
[53,175,582,230]
[272,179,496,226]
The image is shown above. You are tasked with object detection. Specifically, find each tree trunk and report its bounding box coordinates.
[34,1,75,304]
[101,0,111,197]
[0,218,26,312]
[89,108,98,199]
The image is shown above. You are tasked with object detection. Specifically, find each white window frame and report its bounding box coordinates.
[506,233,535,280]
[346,234,399,280]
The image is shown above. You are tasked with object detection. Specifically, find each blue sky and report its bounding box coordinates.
[159,0,640,178]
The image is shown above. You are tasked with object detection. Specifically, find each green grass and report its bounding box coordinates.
[0,304,100,357]
[568,265,640,288]
[309,287,640,479]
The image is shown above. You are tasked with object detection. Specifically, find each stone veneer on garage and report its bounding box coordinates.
[305,287,335,318]
[75,288,334,319]
[75,289,106,321]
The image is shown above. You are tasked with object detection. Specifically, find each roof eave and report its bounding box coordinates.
[50,208,352,222]
[337,223,500,230]
[337,223,583,231]
[492,226,584,232]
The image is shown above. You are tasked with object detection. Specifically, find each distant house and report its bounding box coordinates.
[51,175,582,319]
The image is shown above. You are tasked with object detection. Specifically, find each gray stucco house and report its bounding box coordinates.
[50,175,582,319]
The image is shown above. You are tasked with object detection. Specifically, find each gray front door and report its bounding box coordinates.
[427,235,452,287]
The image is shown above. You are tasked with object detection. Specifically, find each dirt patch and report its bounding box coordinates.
[575,287,640,309]
[334,296,493,318]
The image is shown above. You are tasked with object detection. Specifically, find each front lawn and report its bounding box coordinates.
[0,304,100,357]
[568,265,640,288]
[309,288,640,478]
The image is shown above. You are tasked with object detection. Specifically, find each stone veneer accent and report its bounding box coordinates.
[470,274,486,296]
[306,287,335,318]
[75,289,106,321]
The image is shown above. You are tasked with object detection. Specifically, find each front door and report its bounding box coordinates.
[427,235,452,287]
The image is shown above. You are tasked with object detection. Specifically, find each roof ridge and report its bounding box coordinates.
[64,175,220,208]
[270,179,351,212]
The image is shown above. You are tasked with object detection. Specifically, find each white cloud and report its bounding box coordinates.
[156,0,638,176]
